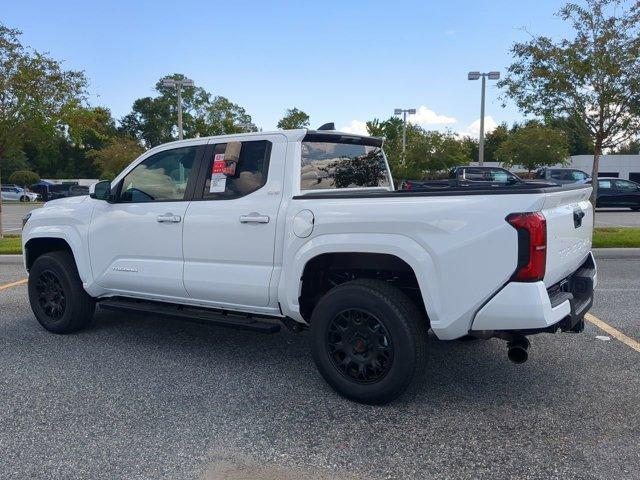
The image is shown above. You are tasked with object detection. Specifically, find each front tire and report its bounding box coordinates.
[310,279,427,404]
[20,195,28,202]
[28,251,95,334]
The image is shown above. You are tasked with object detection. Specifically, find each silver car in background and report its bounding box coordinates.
[1,185,40,202]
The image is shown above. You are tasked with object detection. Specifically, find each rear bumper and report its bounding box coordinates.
[471,252,596,335]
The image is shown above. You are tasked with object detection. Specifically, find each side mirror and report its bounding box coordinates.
[90,181,112,201]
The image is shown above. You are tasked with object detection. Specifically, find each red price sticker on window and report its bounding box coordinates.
[212,154,225,174]
[210,154,227,193]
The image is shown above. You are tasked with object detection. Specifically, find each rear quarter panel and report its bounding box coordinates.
[282,192,549,339]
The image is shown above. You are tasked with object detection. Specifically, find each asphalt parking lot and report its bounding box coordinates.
[0,254,638,480]
[1,203,41,234]
[595,208,640,227]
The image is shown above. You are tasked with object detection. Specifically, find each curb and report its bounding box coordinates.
[592,248,640,259]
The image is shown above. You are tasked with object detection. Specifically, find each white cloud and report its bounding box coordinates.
[445,29,456,36]
[458,116,498,138]
[340,119,369,136]
[407,106,456,127]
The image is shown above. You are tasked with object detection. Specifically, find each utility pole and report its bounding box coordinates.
[468,71,500,165]
[162,77,195,140]
[394,108,416,161]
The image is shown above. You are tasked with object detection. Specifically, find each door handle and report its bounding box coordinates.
[156,213,182,223]
[239,213,270,224]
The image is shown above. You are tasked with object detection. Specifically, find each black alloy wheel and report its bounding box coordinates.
[326,308,393,384]
[36,270,67,320]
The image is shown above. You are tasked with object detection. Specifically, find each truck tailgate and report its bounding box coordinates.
[541,186,593,286]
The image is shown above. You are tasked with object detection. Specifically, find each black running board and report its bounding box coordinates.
[99,298,281,333]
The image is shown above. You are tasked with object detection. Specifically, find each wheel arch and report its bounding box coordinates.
[23,232,92,287]
[280,233,440,325]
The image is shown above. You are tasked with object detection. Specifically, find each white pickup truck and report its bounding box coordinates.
[22,128,596,404]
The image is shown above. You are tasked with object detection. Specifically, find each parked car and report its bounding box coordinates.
[536,168,591,185]
[400,166,537,190]
[29,183,89,201]
[596,178,640,210]
[1,185,39,202]
[22,128,595,404]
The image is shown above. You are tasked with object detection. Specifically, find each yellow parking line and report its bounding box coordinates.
[585,313,640,353]
[0,279,27,291]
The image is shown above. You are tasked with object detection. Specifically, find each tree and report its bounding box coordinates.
[0,22,87,237]
[481,123,512,164]
[8,170,39,188]
[544,115,595,155]
[405,130,471,178]
[277,108,310,130]
[612,138,640,154]
[366,117,424,179]
[88,137,145,180]
[496,123,570,171]
[120,74,256,147]
[499,0,640,203]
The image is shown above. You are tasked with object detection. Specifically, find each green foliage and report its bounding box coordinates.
[120,74,256,147]
[0,23,88,176]
[405,130,471,178]
[499,0,640,200]
[88,137,145,180]
[612,138,640,154]
[366,117,473,181]
[496,123,570,171]
[483,123,510,163]
[8,170,39,187]
[544,115,594,155]
[277,108,310,130]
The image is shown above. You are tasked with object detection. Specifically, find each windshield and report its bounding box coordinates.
[300,140,391,191]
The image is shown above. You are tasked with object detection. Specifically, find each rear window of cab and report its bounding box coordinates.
[300,136,390,191]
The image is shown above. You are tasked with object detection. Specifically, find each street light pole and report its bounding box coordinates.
[176,84,183,141]
[479,74,486,166]
[394,108,416,161]
[468,71,500,166]
[162,77,195,141]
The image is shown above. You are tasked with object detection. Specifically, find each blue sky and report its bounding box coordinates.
[3,0,572,136]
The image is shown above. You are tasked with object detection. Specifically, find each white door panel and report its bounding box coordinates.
[89,201,188,297]
[88,143,203,298]
[183,138,286,308]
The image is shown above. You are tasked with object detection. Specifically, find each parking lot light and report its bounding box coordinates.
[394,108,417,159]
[468,71,500,165]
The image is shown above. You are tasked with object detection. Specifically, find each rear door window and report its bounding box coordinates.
[200,140,271,199]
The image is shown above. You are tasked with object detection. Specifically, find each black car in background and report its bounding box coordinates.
[400,166,527,190]
[29,183,90,201]
[597,178,640,210]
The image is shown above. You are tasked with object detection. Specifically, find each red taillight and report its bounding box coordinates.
[405,181,413,190]
[506,212,547,282]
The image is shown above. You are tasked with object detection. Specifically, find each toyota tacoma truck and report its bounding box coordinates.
[22,127,596,404]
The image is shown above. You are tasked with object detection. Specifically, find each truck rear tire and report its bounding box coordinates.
[310,279,427,404]
[28,251,95,334]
